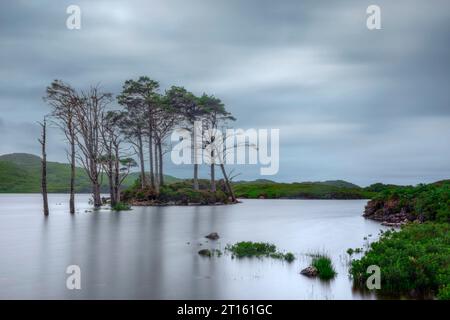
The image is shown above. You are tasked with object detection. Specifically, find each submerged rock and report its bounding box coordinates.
[198,249,212,257]
[300,266,318,277]
[205,232,220,240]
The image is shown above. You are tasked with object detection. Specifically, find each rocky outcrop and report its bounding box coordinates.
[363,198,421,226]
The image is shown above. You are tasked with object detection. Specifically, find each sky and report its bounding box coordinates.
[0,0,449,186]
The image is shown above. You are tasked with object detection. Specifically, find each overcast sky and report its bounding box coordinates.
[0,0,449,186]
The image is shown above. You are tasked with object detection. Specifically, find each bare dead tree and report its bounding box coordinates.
[44,80,81,214]
[73,85,112,208]
[199,94,235,193]
[99,111,136,205]
[38,118,49,216]
[209,127,257,203]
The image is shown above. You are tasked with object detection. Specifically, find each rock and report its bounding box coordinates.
[363,199,415,224]
[381,221,406,228]
[205,232,220,240]
[198,249,212,257]
[300,266,318,277]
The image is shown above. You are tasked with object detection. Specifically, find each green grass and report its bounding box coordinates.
[111,202,131,211]
[225,241,295,262]
[351,222,450,299]
[233,181,374,200]
[311,254,337,280]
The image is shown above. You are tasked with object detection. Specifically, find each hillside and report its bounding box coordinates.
[0,153,179,193]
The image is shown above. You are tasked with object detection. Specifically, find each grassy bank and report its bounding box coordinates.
[233,180,374,199]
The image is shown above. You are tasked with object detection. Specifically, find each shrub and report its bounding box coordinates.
[284,252,295,262]
[437,285,450,300]
[111,202,131,211]
[350,222,450,299]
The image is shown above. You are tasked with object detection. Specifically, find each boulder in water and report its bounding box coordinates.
[205,232,220,240]
[300,266,318,277]
[198,249,212,257]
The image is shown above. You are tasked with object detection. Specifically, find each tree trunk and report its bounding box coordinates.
[137,133,146,188]
[158,141,164,186]
[210,143,216,192]
[220,164,236,202]
[154,140,160,193]
[92,179,102,208]
[108,157,116,206]
[108,175,115,206]
[149,128,155,188]
[114,147,120,203]
[211,164,216,192]
[69,135,75,214]
[40,120,49,216]
[193,164,199,190]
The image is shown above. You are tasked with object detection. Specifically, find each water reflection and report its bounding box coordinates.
[0,194,387,299]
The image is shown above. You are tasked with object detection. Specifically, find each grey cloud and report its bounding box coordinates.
[0,0,449,185]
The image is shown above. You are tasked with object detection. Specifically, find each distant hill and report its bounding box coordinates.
[316,180,361,189]
[233,179,360,188]
[234,178,276,184]
[0,153,179,193]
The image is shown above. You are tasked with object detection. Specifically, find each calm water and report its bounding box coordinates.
[0,194,387,299]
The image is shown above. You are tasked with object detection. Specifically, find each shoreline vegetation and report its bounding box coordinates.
[121,179,236,206]
[351,180,449,300]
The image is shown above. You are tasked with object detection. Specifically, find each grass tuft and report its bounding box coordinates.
[311,254,336,280]
[111,202,132,211]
